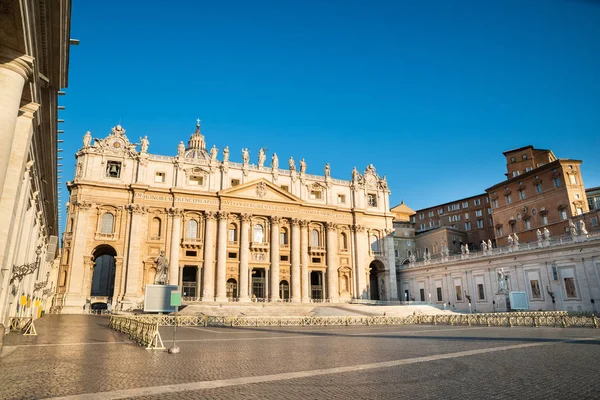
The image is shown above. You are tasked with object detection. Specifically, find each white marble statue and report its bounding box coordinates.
[543,227,550,240]
[352,166,359,181]
[177,141,185,157]
[580,220,588,235]
[154,251,169,285]
[83,131,92,148]
[242,148,249,165]
[487,239,493,250]
[569,219,578,236]
[223,146,229,163]
[289,157,296,171]
[497,269,508,293]
[461,244,465,255]
[325,163,331,178]
[300,158,306,173]
[210,145,218,161]
[465,244,470,254]
[482,240,488,251]
[272,153,279,169]
[513,232,519,245]
[507,234,514,246]
[536,229,543,241]
[140,136,149,153]
[258,148,266,167]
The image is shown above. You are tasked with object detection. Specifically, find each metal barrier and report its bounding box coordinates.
[111,311,598,329]
[8,317,37,336]
[108,316,164,349]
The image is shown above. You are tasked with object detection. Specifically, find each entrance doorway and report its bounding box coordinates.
[227,278,238,300]
[91,245,117,302]
[369,267,379,300]
[369,260,386,300]
[251,268,266,300]
[310,271,323,300]
[182,266,197,298]
[279,280,290,301]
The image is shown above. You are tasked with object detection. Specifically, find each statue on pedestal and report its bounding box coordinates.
[210,145,218,161]
[140,136,149,153]
[543,227,551,240]
[487,239,493,250]
[536,229,543,242]
[569,219,578,237]
[289,157,296,172]
[223,146,229,163]
[497,269,509,294]
[83,131,92,148]
[580,220,588,236]
[300,158,306,173]
[271,153,279,169]
[177,141,185,157]
[324,163,331,178]
[154,251,169,285]
[513,232,519,246]
[465,244,470,255]
[507,234,514,246]
[242,148,249,165]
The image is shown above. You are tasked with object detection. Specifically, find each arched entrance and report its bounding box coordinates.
[369,260,386,301]
[91,245,117,303]
[227,278,238,300]
[310,271,323,300]
[182,266,198,298]
[279,280,290,301]
[251,268,266,300]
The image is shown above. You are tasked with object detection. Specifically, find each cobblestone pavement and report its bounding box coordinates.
[1,315,600,399]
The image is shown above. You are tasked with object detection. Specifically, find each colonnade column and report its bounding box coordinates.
[238,214,251,302]
[353,225,368,299]
[168,208,181,286]
[0,50,33,200]
[269,216,280,301]
[300,220,310,303]
[385,230,398,300]
[290,218,301,302]
[215,211,229,302]
[125,204,147,299]
[326,222,339,302]
[201,211,216,302]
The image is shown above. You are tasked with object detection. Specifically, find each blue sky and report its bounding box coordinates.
[60,0,600,230]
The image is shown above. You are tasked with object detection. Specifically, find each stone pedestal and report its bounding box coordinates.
[495,293,510,312]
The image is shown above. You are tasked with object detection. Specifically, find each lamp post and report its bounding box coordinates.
[10,246,42,287]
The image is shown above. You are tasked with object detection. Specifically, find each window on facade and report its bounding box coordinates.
[436,287,443,302]
[477,219,484,229]
[542,215,548,225]
[512,171,519,177]
[428,211,434,217]
[340,232,348,250]
[311,229,320,247]
[429,221,435,228]
[189,175,203,186]
[510,157,516,163]
[231,179,240,187]
[474,199,481,206]
[420,223,425,230]
[462,202,469,208]
[492,199,498,209]
[419,213,424,220]
[475,210,483,217]
[254,224,264,243]
[519,190,526,200]
[455,285,463,301]
[337,194,346,204]
[530,280,541,299]
[560,209,568,220]
[101,213,114,233]
[370,235,379,252]
[367,194,377,207]
[525,219,531,229]
[464,213,469,219]
[522,154,528,160]
[553,177,560,188]
[505,194,512,205]
[420,288,425,301]
[464,222,471,231]
[535,183,542,193]
[477,284,485,300]
[496,226,503,237]
[281,185,289,192]
[574,193,580,199]
[154,172,165,183]
[525,167,532,172]
[576,207,583,216]
[438,209,444,215]
[186,219,198,239]
[228,223,238,243]
[151,217,161,238]
[310,190,322,200]
[592,217,598,227]
[106,161,121,178]
[569,174,577,185]
[564,277,577,298]
[280,227,288,245]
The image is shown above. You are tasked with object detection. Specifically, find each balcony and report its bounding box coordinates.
[250,242,270,252]
[309,246,326,255]
[94,232,117,241]
[181,237,203,249]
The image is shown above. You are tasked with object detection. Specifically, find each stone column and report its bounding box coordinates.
[269,216,280,301]
[202,212,216,301]
[326,222,339,302]
[238,214,251,302]
[195,267,202,300]
[300,220,310,303]
[124,205,146,300]
[168,208,181,286]
[0,50,33,200]
[290,218,301,302]
[385,230,398,300]
[353,225,368,299]
[215,211,229,302]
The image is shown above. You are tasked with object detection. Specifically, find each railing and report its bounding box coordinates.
[114,311,598,329]
[108,315,164,349]
[403,230,600,270]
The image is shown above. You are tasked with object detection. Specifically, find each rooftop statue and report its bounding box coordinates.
[272,153,279,169]
[140,136,149,153]
[289,157,296,171]
[300,158,306,173]
[223,146,229,162]
[258,148,266,167]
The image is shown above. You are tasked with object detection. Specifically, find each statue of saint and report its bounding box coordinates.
[210,145,218,161]
[154,251,169,285]
[83,131,92,148]
[258,148,266,167]
[569,219,578,236]
[177,141,185,157]
[465,243,469,254]
[497,269,508,293]
[543,227,551,240]
[507,234,514,246]
[242,148,249,165]
[461,244,465,255]
[272,153,279,169]
[487,239,492,249]
[481,240,488,251]
[300,158,306,173]
[289,156,296,171]
[324,163,331,178]
[223,146,229,163]
[513,232,519,245]
[140,136,149,153]
[352,166,359,181]
[536,229,543,241]
[580,220,588,235]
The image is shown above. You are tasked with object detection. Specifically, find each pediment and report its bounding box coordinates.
[218,178,304,204]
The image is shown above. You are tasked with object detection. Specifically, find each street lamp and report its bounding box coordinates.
[10,246,42,287]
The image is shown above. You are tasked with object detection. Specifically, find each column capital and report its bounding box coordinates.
[240,213,252,223]
[74,200,92,210]
[0,48,34,80]
[167,207,183,217]
[204,211,216,221]
[217,211,229,220]
[299,219,309,228]
[270,215,282,225]
[352,224,366,233]
[326,221,337,231]
[127,203,147,215]
[291,218,301,227]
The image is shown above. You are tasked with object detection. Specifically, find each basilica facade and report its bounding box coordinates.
[56,122,396,313]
